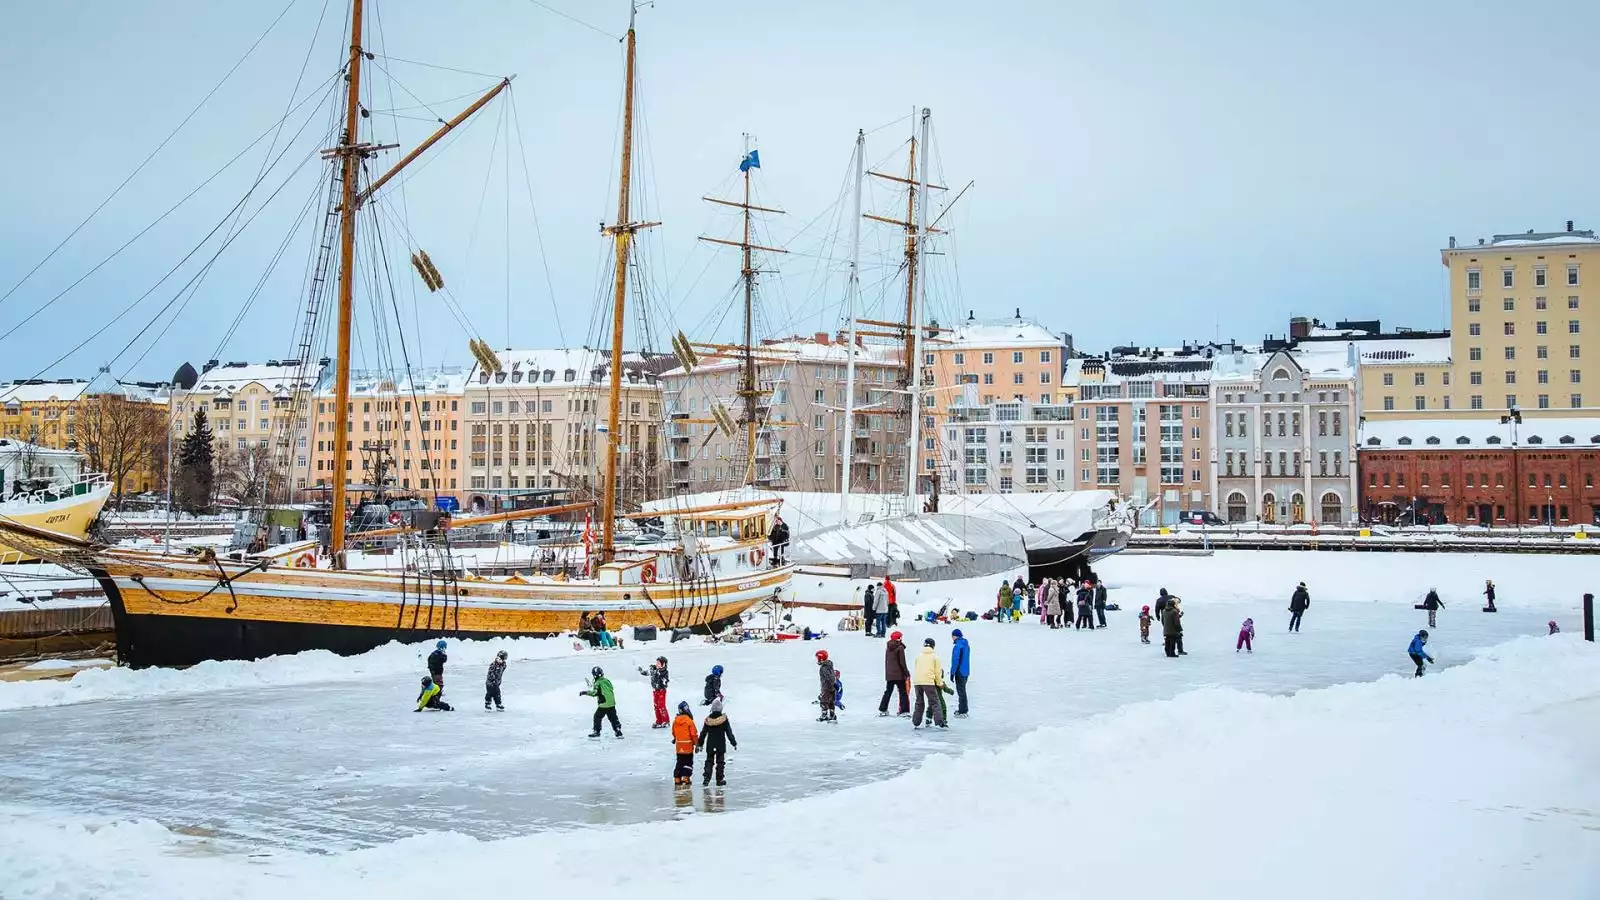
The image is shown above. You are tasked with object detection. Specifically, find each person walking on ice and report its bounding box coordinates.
[703,664,723,706]
[697,698,737,786]
[1422,589,1444,628]
[1288,582,1309,632]
[427,640,448,696]
[1408,630,1434,677]
[1236,618,1255,653]
[879,630,911,717]
[949,628,971,718]
[1162,597,1185,658]
[911,638,948,729]
[1482,580,1497,613]
[485,650,507,711]
[581,666,623,738]
[1138,605,1153,644]
[815,650,838,722]
[640,656,670,728]
[671,701,698,786]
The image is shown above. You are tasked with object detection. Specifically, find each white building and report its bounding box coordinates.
[939,398,1075,494]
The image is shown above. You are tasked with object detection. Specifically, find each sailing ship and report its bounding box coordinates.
[0,437,111,561]
[0,0,792,667]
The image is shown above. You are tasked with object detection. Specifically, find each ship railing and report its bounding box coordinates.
[2,471,109,507]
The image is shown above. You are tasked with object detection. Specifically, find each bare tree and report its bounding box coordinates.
[78,394,165,502]
[215,442,276,507]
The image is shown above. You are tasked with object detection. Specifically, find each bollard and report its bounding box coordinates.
[1585,593,1595,643]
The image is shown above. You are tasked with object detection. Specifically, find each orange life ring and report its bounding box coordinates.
[641,562,657,584]
[294,552,316,569]
[750,546,766,567]
[388,511,404,526]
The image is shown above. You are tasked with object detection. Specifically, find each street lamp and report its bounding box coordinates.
[1500,406,1522,534]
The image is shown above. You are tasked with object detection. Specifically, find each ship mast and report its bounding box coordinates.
[598,2,655,562]
[323,0,509,565]
[904,108,931,502]
[839,129,864,522]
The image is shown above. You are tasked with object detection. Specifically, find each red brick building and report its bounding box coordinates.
[1358,418,1600,526]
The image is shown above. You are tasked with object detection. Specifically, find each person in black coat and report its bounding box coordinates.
[862,585,876,637]
[1153,587,1171,620]
[1093,582,1108,628]
[696,698,737,785]
[1288,582,1310,632]
[1422,589,1444,627]
[769,516,790,565]
[427,641,448,695]
[1075,584,1095,630]
[1482,579,1497,613]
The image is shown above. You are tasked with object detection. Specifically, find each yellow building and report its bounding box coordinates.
[0,379,167,496]
[170,360,326,502]
[1441,224,1599,417]
[294,367,468,502]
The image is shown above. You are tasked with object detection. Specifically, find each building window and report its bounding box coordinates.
[1470,394,1483,409]
[1505,370,1516,384]
[1536,296,1548,310]
[1040,371,1052,384]
[1538,394,1550,409]
[1467,270,1481,291]
[1572,394,1583,408]
[1570,320,1583,334]
[1538,370,1549,384]
[1040,350,1052,363]
[1383,372,1394,386]
[1332,412,1341,436]
[953,352,964,365]
[1469,347,1482,361]
[1470,371,1482,385]
[1538,346,1550,359]
[1572,345,1583,359]
[1414,396,1425,410]
[1502,269,1514,289]
[1504,346,1516,360]
[1383,396,1395,411]
[1568,266,1580,287]
[1572,369,1583,384]
[1535,268,1547,287]
[1012,351,1023,364]
[1413,372,1425,386]
[982,352,994,365]
[1504,322,1515,336]
[1468,323,1480,336]
[1506,394,1517,408]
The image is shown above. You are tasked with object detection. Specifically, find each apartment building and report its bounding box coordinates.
[938,399,1075,494]
[0,378,169,495]
[461,349,664,510]
[1441,223,1599,417]
[922,313,1070,490]
[170,359,326,493]
[662,333,904,494]
[294,367,468,502]
[1279,317,1453,420]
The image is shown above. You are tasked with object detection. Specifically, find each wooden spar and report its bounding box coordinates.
[702,196,785,214]
[622,498,781,519]
[355,78,512,206]
[697,235,787,255]
[599,3,643,564]
[867,169,947,190]
[329,0,365,563]
[350,499,596,540]
[862,213,942,234]
[900,134,918,396]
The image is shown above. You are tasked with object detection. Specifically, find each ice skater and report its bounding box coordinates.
[873,583,890,638]
[879,630,911,717]
[833,667,846,711]
[697,697,737,786]
[1076,584,1094,630]
[671,701,698,785]
[1482,580,1497,613]
[1422,589,1444,628]
[949,628,971,717]
[1236,617,1255,653]
[640,656,670,728]
[415,675,453,711]
[862,584,877,637]
[1138,605,1153,644]
[485,649,507,710]
[1094,580,1108,628]
[703,664,724,706]
[816,650,838,722]
[911,638,948,729]
[581,666,623,738]
[1162,597,1184,658]
[427,640,448,693]
[1289,582,1309,632]
[1408,630,1434,677]
[995,579,1011,623]
[1549,619,1560,635]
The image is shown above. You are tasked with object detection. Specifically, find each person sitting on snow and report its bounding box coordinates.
[416,675,453,711]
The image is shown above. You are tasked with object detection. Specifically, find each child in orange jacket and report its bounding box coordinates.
[671,701,699,785]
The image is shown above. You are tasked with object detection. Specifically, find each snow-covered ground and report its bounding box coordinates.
[1,550,1595,899]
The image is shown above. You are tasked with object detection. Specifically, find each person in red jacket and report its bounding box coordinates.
[882,576,899,627]
[670,701,698,785]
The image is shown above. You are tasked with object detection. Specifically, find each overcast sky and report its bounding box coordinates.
[2,0,1597,384]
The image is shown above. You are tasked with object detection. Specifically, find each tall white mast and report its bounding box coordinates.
[904,108,931,504]
[839,129,864,524]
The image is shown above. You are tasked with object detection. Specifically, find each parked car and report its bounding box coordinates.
[1178,509,1226,526]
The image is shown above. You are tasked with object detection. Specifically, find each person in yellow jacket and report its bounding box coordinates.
[910,638,948,729]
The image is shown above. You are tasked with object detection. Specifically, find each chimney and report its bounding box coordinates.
[1014,307,1022,320]
[1478,238,1485,246]
[1289,317,1312,340]
[967,309,975,321]
[813,331,829,345]
[1448,236,1456,249]
[1567,220,1574,232]
[202,359,220,373]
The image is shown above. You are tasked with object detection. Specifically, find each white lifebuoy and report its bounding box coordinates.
[388,511,404,526]
[294,552,316,569]
[641,562,657,584]
[750,546,766,567]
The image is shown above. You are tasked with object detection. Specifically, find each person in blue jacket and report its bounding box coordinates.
[949,628,972,717]
[1408,629,1433,677]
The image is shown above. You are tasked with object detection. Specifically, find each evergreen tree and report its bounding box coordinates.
[175,408,215,514]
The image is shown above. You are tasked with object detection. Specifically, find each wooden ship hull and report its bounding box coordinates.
[0,479,111,563]
[90,547,791,668]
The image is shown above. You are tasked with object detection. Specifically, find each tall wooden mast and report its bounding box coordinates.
[599,1,649,562]
[328,0,366,560]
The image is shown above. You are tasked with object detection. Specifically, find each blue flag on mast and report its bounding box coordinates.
[739,149,761,172]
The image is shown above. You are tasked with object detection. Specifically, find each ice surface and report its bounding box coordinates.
[0,550,1595,899]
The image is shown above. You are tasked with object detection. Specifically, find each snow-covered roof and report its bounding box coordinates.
[189,361,325,395]
[1349,336,1452,366]
[325,366,470,396]
[0,438,82,461]
[935,317,1065,351]
[1066,345,1356,388]
[469,349,657,387]
[1359,417,1600,451]
[0,380,91,404]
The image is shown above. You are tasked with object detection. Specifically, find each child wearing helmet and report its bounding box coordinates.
[703,664,724,706]
[581,666,623,738]
[485,649,507,711]
[640,656,671,728]
[696,698,737,786]
[427,640,448,695]
[815,650,838,722]
[1138,605,1153,644]
[671,701,698,786]
[415,675,453,712]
